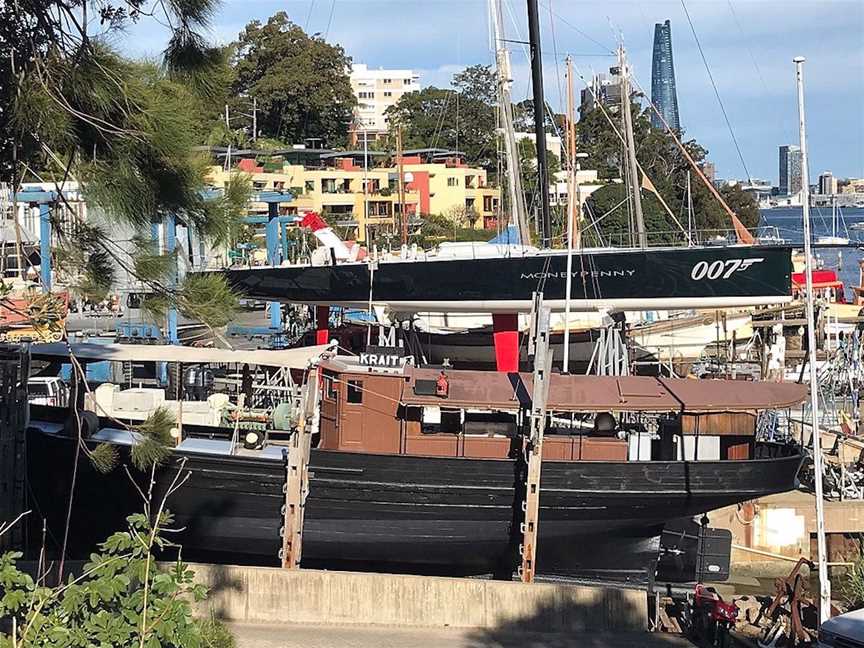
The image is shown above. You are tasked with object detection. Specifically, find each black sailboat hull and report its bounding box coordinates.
[223,245,792,313]
[26,424,801,582]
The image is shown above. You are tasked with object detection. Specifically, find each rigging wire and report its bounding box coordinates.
[304,0,317,31]
[547,0,565,127]
[680,0,753,183]
[538,1,615,54]
[324,0,336,39]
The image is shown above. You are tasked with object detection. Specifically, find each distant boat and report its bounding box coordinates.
[816,197,849,245]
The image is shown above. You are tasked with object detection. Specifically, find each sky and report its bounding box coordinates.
[120,0,864,185]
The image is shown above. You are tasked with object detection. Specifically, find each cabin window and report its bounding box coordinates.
[463,411,517,437]
[323,373,338,400]
[347,380,363,404]
[421,407,462,434]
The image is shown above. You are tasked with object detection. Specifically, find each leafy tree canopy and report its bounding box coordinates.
[579,101,759,244]
[1,1,246,328]
[386,65,498,172]
[230,12,355,147]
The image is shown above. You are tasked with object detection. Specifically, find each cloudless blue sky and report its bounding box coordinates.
[120,0,864,185]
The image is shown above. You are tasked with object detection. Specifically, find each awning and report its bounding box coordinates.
[30,342,330,369]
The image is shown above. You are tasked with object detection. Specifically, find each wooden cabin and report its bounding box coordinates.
[316,356,807,462]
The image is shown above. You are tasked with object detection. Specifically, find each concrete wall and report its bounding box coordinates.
[711,489,864,577]
[191,564,647,633]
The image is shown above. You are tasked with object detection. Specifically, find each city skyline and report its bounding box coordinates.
[117,0,864,184]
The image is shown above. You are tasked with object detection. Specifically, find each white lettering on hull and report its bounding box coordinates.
[520,269,636,280]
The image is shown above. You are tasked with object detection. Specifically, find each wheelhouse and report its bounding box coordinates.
[316,356,807,462]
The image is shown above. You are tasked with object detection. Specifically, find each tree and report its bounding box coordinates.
[231,12,355,147]
[579,99,760,244]
[1,1,246,329]
[387,65,497,171]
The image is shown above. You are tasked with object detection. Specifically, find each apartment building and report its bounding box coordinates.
[350,64,420,142]
[206,149,501,242]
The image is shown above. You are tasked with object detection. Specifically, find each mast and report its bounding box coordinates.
[526,0,552,247]
[563,56,577,373]
[619,45,647,248]
[396,126,407,246]
[795,55,830,625]
[686,171,694,246]
[490,0,530,245]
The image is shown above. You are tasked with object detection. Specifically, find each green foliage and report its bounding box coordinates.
[198,614,236,648]
[2,1,243,330]
[201,173,253,247]
[578,101,760,243]
[54,223,117,302]
[387,65,498,171]
[842,555,864,610]
[230,12,355,147]
[408,213,491,248]
[133,236,178,284]
[90,443,120,474]
[176,273,240,328]
[0,511,217,647]
[131,407,175,470]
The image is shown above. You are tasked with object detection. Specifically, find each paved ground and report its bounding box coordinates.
[229,623,694,647]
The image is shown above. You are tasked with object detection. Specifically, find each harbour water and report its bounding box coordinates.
[761,206,864,292]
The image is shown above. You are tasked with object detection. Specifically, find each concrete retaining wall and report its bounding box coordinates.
[191,564,647,632]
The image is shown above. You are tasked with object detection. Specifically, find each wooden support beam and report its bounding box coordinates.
[520,292,552,583]
[281,367,319,569]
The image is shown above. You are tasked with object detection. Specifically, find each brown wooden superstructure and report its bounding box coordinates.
[316,356,804,464]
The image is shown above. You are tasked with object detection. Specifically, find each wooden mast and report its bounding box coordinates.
[396,127,407,246]
[490,0,530,244]
[619,45,646,248]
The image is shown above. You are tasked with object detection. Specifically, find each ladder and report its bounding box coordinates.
[519,293,552,583]
[0,344,29,552]
[280,367,319,568]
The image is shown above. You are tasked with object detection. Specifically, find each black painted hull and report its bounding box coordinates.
[26,425,802,582]
[222,245,792,313]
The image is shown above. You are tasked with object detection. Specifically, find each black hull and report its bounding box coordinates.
[223,245,792,312]
[26,424,802,582]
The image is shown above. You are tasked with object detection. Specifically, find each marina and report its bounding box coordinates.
[1,0,863,646]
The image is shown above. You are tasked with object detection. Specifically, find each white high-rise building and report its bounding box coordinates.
[818,171,838,196]
[350,64,420,141]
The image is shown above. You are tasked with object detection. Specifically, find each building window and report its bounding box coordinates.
[384,91,392,98]
[358,91,373,99]
[383,78,392,83]
[304,180,315,193]
[347,380,363,404]
[403,78,412,85]
[447,177,458,187]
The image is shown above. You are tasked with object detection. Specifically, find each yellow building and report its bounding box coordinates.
[205,149,501,242]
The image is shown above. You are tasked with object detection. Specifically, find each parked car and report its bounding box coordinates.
[818,608,864,647]
[28,377,70,408]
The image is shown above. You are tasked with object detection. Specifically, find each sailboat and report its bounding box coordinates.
[816,196,849,245]
[217,1,793,376]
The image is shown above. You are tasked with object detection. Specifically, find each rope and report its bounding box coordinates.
[680,0,753,183]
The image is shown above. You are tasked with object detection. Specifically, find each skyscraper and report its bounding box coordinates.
[818,171,837,196]
[651,20,681,131]
[779,145,803,196]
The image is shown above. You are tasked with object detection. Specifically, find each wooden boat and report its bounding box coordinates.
[26,353,806,584]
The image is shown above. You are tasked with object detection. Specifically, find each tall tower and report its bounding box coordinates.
[779,145,802,195]
[651,20,681,131]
